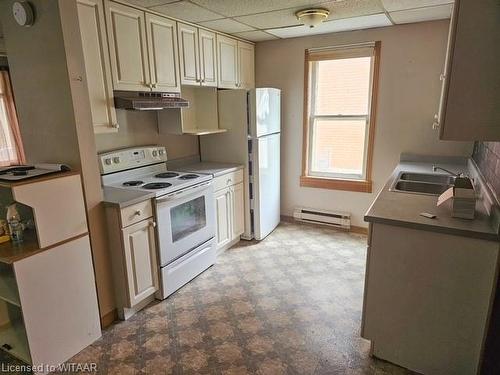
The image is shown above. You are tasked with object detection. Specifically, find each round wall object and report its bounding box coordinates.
[12,1,35,27]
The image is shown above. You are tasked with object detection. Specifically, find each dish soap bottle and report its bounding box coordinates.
[7,203,23,243]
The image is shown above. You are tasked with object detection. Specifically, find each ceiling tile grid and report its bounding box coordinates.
[124,0,455,41]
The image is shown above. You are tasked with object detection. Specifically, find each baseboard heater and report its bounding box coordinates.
[293,207,351,230]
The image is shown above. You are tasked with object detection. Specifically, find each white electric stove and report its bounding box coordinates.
[99,146,216,299]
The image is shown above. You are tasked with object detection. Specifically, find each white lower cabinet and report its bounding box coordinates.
[106,200,159,319]
[213,170,244,251]
[122,218,158,307]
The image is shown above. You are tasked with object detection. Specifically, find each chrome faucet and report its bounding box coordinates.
[432,165,463,177]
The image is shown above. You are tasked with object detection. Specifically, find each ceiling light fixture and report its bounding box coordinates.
[295,8,330,28]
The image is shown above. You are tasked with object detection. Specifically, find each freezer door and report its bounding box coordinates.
[251,133,280,240]
[248,88,281,138]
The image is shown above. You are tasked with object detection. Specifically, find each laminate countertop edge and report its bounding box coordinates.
[364,160,500,242]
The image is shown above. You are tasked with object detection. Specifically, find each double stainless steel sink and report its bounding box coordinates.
[390,172,455,196]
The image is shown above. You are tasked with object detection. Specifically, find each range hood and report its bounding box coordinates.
[113,91,189,110]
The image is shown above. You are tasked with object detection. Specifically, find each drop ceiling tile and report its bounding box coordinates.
[190,0,334,17]
[381,0,453,12]
[150,1,223,22]
[233,30,279,42]
[266,13,392,38]
[390,4,452,24]
[234,0,384,30]
[124,0,179,8]
[198,18,255,33]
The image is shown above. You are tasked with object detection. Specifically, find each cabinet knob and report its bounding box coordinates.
[152,82,158,88]
[134,210,142,216]
[150,221,157,228]
[432,121,440,130]
[226,178,232,185]
[111,123,120,129]
[439,73,446,81]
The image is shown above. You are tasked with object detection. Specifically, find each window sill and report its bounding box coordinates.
[300,175,372,193]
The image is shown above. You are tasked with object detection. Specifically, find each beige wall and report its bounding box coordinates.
[255,20,473,227]
[95,110,199,158]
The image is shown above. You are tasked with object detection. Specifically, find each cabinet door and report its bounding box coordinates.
[438,0,500,141]
[199,29,217,87]
[177,23,200,86]
[215,188,231,249]
[105,1,150,91]
[145,14,180,92]
[122,219,158,307]
[77,0,118,133]
[217,35,238,89]
[231,182,244,238]
[237,41,255,89]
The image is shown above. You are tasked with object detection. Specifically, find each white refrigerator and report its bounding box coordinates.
[200,88,281,240]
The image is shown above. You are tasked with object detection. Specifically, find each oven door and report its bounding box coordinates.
[155,181,215,266]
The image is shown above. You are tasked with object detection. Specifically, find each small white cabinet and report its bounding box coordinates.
[213,170,244,251]
[178,23,217,87]
[122,218,158,307]
[76,0,118,133]
[105,199,159,319]
[237,41,255,89]
[217,35,255,89]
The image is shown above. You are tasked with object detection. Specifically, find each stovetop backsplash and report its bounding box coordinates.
[472,142,500,204]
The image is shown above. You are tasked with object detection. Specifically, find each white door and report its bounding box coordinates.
[177,23,200,86]
[252,133,280,240]
[145,14,180,92]
[231,182,244,238]
[237,41,255,89]
[215,187,231,249]
[77,0,118,133]
[248,88,281,138]
[105,1,150,91]
[199,29,217,87]
[217,35,238,89]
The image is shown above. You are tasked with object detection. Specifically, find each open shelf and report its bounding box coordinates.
[0,269,20,307]
[183,128,227,135]
[0,322,31,364]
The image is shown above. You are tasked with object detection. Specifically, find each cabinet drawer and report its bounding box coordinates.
[213,169,243,191]
[120,200,153,227]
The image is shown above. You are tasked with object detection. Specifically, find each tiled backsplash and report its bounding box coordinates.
[472,142,500,203]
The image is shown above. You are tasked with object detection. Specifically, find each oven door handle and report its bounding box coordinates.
[156,181,212,203]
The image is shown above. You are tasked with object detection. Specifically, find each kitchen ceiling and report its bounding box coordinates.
[126,0,453,41]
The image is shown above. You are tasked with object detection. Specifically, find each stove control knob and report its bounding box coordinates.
[104,158,112,165]
[113,157,120,164]
[152,150,158,157]
[158,149,165,156]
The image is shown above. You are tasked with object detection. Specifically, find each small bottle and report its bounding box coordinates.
[7,203,23,243]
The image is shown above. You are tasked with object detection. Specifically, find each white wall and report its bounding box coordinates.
[255,20,473,227]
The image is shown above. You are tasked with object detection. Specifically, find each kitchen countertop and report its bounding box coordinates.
[102,186,155,209]
[178,162,244,177]
[365,160,500,241]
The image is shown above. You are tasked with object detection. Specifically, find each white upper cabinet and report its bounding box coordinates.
[199,29,217,87]
[145,14,180,92]
[237,41,255,89]
[178,24,218,87]
[437,0,500,141]
[177,23,200,86]
[77,0,118,133]
[105,1,150,91]
[217,34,238,89]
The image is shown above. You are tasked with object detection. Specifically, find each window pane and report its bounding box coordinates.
[310,118,366,177]
[314,57,371,116]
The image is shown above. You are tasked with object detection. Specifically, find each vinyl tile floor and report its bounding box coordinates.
[2,222,413,374]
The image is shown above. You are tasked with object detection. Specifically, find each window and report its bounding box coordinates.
[301,42,380,192]
[0,70,25,166]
